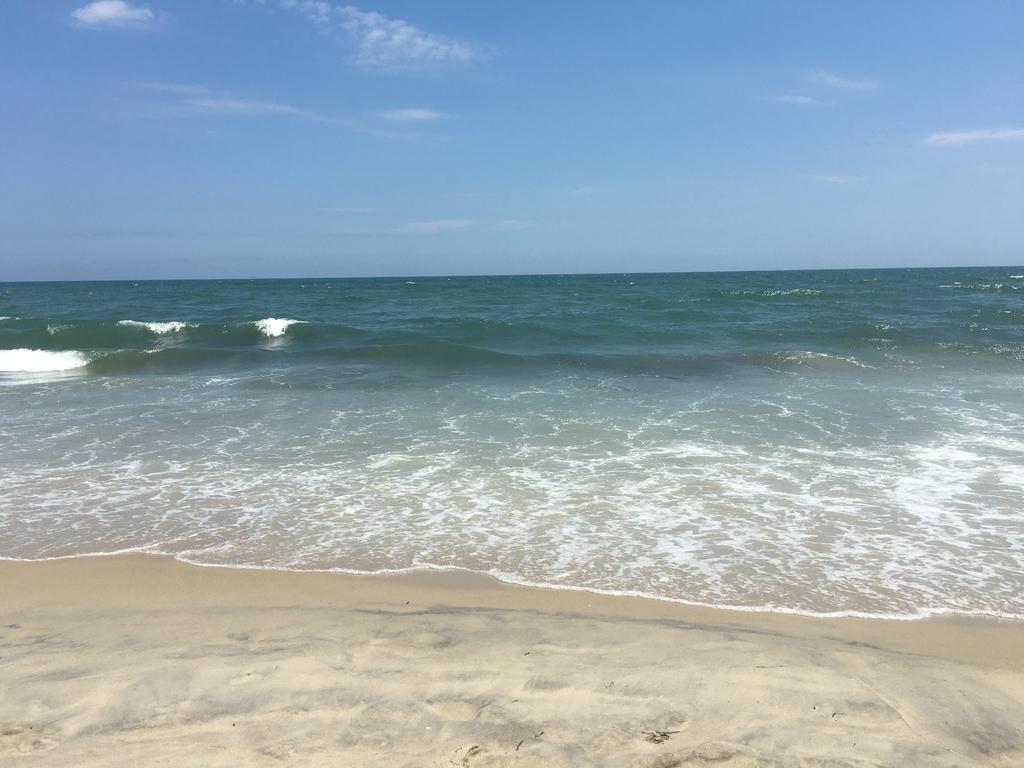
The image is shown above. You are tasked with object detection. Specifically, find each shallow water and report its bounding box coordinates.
[2,268,1023,618]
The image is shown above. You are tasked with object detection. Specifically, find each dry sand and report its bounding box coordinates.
[1,555,1023,767]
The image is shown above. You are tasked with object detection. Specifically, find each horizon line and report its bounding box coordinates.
[2,262,1023,284]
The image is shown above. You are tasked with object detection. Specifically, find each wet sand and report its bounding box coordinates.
[1,555,1022,767]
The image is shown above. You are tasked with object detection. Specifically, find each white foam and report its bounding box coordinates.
[1009,275,1024,280]
[253,318,307,337]
[729,288,822,297]
[948,282,1017,291]
[2,366,1023,621]
[778,350,874,368]
[0,349,88,372]
[118,320,193,334]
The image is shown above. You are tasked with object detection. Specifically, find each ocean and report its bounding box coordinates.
[1,267,1022,619]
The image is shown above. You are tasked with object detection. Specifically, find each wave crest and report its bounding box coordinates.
[0,349,89,372]
[118,320,193,334]
[253,318,307,337]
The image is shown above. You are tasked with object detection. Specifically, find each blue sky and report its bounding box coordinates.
[1,1,1022,279]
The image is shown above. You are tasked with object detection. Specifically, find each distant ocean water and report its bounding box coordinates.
[2,268,1023,619]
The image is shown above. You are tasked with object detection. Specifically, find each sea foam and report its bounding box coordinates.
[118,320,193,334]
[253,318,307,337]
[0,349,88,372]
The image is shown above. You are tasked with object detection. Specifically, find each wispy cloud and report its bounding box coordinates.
[401,219,473,234]
[185,97,315,118]
[773,94,821,106]
[125,81,351,125]
[375,108,448,122]
[805,174,859,185]
[251,2,480,70]
[809,70,879,91]
[72,0,154,28]
[340,6,478,69]
[924,128,1024,147]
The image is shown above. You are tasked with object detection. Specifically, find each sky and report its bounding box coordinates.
[1,1,1022,280]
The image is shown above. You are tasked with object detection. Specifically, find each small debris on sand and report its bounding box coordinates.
[642,730,680,744]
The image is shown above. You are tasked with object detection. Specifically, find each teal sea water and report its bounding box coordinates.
[2,267,1023,619]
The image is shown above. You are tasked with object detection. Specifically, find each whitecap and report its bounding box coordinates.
[728,288,822,297]
[118,320,193,334]
[253,318,307,337]
[0,349,89,372]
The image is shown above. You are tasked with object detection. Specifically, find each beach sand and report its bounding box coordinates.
[1,556,1022,767]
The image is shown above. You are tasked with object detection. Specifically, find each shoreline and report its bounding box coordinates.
[5,550,1021,625]
[3,554,1024,766]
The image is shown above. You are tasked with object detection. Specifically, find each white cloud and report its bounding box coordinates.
[126,82,351,126]
[283,0,334,25]
[184,96,353,126]
[376,108,448,122]
[805,174,859,184]
[924,128,1024,147]
[184,97,315,117]
[401,219,472,234]
[255,2,478,69]
[774,94,820,105]
[72,0,154,28]
[338,6,477,69]
[809,70,879,91]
